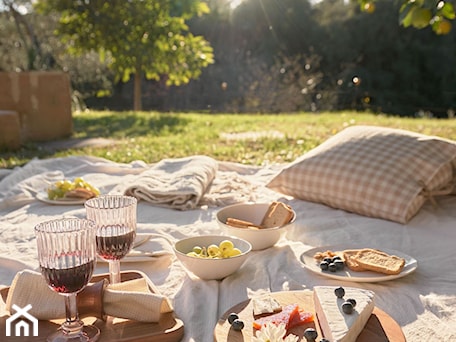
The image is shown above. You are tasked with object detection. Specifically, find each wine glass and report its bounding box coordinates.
[35,218,100,342]
[85,195,137,284]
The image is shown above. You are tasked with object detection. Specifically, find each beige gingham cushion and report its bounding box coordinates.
[267,125,456,223]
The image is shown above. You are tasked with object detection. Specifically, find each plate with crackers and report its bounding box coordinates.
[300,245,417,282]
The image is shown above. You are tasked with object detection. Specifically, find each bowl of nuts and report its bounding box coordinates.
[173,235,252,280]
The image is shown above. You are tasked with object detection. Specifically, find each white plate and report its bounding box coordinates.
[300,245,418,282]
[36,192,87,205]
[97,233,172,263]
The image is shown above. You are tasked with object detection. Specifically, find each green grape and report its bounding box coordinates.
[186,240,242,259]
[85,183,100,196]
[219,240,234,254]
[228,248,242,257]
[192,246,203,254]
[207,244,220,258]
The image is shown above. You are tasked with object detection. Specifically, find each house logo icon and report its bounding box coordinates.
[6,304,38,337]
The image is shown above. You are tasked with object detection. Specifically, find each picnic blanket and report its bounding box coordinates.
[1,155,456,342]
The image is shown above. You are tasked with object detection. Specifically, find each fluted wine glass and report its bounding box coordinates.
[35,218,100,342]
[85,195,137,284]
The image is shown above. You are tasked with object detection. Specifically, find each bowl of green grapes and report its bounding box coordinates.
[173,235,252,280]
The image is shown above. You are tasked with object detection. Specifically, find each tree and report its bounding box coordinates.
[358,0,456,35]
[318,0,456,116]
[0,0,55,70]
[36,0,214,110]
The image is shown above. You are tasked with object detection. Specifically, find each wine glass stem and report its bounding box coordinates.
[109,260,121,284]
[62,293,84,336]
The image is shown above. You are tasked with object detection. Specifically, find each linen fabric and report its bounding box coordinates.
[267,125,456,223]
[6,270,172,323]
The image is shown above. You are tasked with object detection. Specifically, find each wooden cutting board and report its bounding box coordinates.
[214,290,405,342]
[0,271,184,342]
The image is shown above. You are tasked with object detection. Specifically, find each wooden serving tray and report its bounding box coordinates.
[214,290,405,342]
[0,271,184,342]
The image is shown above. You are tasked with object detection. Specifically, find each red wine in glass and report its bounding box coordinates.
[35,218,99,342]
[96,228,136,260]
[41,259,95,294]
[85,195,137,284]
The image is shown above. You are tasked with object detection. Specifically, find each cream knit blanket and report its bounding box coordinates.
[116,155,218,210]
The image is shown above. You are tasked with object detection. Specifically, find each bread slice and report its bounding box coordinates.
[353,249,405,275]
[260,201,294,228]
[342,249,366,272]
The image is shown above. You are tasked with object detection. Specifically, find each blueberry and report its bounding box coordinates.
[323,257,332,264]
[320,261,329,271]
[342,301,354,314]
[227,312,239,324]
[334,286,345,298]
[328,263,337,272]
[231,318,244,331]
[303,327,318,341]
[332,256,342,262]
[334,259,345,271]
[346,298,357,307]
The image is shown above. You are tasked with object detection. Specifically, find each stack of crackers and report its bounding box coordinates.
[225,201,294,229]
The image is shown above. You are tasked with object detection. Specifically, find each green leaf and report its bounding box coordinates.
[399,3,415,27]
[440,2,456,19]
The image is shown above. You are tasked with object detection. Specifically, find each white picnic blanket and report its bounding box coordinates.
[1,155,456,342]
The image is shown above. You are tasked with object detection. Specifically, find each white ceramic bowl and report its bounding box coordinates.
[173,235,252,280]
[216,202,296,250]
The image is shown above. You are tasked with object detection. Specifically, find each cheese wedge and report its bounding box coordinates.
[252,295,282,316]
[313,286,375,342]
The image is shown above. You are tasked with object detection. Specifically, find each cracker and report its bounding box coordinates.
[352,249,405,275]
[226,217,261,229]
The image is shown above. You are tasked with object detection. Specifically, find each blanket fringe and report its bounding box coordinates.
[200,171,257,207]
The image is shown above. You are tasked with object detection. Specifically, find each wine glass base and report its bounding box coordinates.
[47,325,100,342]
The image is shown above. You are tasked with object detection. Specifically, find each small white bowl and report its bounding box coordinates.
[173,235,252,280]
[216,202,296,250]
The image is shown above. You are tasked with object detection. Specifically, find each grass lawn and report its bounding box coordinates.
[1,110,456,169]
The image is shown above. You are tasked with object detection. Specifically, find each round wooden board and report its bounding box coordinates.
[214,290,405,342]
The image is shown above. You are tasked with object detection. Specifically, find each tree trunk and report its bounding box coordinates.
[133,69,142,111]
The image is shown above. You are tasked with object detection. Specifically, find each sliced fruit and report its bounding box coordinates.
[253,304,299,330]
[289,310,314,329]
[253,303,313,331]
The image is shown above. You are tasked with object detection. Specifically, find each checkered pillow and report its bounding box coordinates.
[267,125,456,223]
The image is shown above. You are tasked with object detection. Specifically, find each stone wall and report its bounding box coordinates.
[0,72,73,149]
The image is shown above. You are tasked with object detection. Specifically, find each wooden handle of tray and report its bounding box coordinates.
[77,279,107,320]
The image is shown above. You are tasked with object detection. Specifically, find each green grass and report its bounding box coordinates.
[2,110,456,169]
